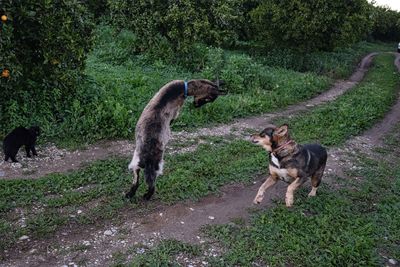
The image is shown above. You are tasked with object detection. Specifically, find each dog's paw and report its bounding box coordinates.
[253,195,263,204]
[285,197,294,207]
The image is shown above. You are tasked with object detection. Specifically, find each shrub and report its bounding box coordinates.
[370,6,400,41]
[0,1,94,137]
[107,0,244,67]
[250,0,372,52]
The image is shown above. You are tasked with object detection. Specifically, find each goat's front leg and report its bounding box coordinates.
[253,175,278,204]
[285,177,303,207]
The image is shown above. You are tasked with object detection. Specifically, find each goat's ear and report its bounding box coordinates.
[212,79,226,95]
[217,79,225,86]
[274,124,288,136]
[217,89,227,95]
[211,79,225,87]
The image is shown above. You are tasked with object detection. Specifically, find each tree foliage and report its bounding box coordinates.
[250,0,372,52]
[0,0,94,130]
[370,5,400,41]
[108,0,244,59]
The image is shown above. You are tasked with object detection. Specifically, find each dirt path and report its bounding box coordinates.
[2,52,400,267]
[0,53,377,180]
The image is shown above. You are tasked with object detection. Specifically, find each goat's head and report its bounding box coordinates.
[191,79,226,108]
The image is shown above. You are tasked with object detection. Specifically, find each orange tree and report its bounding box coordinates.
[108,0,244,68]
[0,1,93,135]
[250,0,372,52]
[370,6,400,41]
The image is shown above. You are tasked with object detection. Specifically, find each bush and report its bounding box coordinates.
[251,0,372,52]
[0,1,94,137]
[108,0,244,67]
[370,6,400,42]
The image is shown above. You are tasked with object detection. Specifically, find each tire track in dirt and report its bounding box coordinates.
[0,53,377,180]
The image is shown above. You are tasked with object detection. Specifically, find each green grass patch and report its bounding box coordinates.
[256,41,394,79]
[276,53,400,145]
[51,25,331,145]
[29,25,393,147]
[113,240,201,267]
[202,151,400,266]
[122,126,400,267]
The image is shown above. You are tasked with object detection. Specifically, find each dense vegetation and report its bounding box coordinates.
[0,0,399,145]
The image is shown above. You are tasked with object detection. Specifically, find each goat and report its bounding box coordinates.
[126,79,226,200]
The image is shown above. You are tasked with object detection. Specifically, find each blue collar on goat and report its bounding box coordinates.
[184,80,188,98]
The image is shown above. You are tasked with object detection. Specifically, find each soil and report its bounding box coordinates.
[1,52,400,267]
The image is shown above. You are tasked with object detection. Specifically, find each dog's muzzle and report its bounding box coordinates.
[250,135,259,143]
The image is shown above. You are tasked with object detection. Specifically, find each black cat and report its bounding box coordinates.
[3,126,41,162]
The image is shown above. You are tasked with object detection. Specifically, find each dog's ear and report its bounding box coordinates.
[275,124,288,136]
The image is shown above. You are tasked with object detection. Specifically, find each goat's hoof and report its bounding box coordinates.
[143,193,153,201]
[125,191,135,199]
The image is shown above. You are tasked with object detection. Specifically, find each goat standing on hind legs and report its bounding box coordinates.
[126,79,226,201]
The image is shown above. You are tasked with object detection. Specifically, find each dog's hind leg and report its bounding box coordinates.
[253,176,278,204]
[308,164,325,197]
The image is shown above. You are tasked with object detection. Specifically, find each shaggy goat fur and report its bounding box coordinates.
[126,79,225,200]
[3,126,41,162]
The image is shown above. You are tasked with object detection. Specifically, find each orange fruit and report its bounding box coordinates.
[1,69,10,78]
[1,15,7,22]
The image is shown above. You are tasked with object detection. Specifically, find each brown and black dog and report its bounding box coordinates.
[250,124,327,207]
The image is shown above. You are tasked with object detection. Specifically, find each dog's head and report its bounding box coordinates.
[190,79,226,108]
[250,124,289,152]
[29,126,41,137]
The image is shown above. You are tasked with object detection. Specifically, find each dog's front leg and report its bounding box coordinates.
[285,178,302,207]
[253,176,277,204]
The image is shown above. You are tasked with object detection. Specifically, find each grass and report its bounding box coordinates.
[51,24,331,145]
[112,240,202,267]
[201,149,400,266]
[0,139,267,253]
[119,127,400,267]
[1,52,399,256]
[28,25,393,147]
[276,53,400,145]
[255,41,395,79]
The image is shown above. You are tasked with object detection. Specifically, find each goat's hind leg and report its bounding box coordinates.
[143,159,163,201]
[126,152,141,199]
[126,167,141,199]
